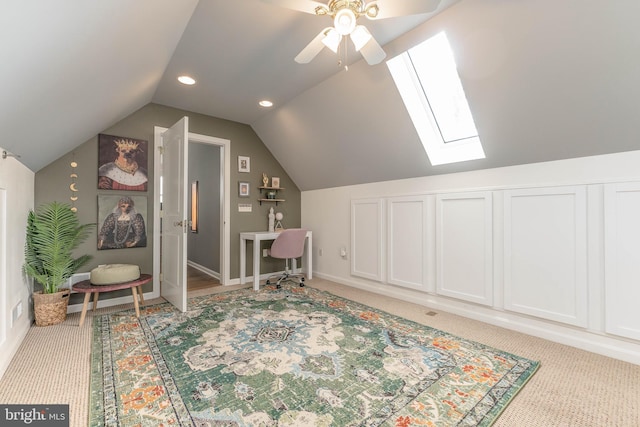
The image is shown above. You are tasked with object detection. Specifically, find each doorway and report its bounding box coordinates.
[186,141,222,292]
[153,125,231,306]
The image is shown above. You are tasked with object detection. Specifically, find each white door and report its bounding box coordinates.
[160,117,188,312]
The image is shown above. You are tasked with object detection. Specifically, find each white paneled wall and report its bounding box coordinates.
[436,192,493,306]
[386,195,433,292]
[306,150,640,364]
[0,155,34,380]
[503,186,588,327]
[350,199,384,282]
[346,183,640,363]
[604,182,640,341]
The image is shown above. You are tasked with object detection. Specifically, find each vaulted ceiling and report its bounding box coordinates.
[2,1,639,191]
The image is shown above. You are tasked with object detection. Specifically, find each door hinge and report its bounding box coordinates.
[158,146,164,155]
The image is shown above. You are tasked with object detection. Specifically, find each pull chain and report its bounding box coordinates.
[337,36,349,71]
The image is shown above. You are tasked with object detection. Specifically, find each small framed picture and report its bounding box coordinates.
[238,156,250,173]
[271,177,280,188]
[239,181,250,197]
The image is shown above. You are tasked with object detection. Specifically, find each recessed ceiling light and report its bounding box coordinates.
[259,100,273,108]
[178,75,196,85]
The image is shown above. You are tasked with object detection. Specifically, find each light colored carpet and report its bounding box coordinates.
[0,278,638,427]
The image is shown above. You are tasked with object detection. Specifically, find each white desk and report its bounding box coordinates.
[240,230,313,291]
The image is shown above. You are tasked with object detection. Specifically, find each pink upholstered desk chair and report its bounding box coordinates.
[265,228,308,289]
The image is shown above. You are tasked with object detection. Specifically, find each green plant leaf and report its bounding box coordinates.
[24,201,95,293]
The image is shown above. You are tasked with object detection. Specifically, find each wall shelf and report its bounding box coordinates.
[258,198,285,205]
[258,186,284,205]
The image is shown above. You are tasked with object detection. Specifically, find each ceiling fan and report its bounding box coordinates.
[263,0,441,65]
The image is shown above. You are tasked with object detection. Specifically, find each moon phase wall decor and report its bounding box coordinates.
[69,155,79,212]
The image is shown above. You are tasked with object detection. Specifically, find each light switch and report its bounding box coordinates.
[238,203,252,212]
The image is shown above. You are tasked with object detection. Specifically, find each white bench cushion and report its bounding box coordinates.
[90,264,140,285]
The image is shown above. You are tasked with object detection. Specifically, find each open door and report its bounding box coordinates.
[160,117,188,312]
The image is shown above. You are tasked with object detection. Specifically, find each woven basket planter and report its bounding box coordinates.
[33,289,70,326]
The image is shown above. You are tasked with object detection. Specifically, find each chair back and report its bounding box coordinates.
[269,229,308,259]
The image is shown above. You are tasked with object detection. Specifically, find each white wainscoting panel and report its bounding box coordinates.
[0,189,5,348]
[436,192,493,305]
[387,195,432,291]
[604,182,640,340]
[351,198,384,282]
[503,186,588,327]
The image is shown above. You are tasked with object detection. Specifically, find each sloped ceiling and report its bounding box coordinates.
[254,0,640,190]
[2,1,640,191]
[0,0,199,172]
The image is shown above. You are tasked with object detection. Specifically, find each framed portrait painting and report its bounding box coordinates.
[98,134,148,191]
[97,195,148,250]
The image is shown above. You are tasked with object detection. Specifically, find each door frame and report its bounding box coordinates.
[153,126,231,295]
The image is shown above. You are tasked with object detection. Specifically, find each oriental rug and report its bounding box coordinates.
[90,285,539,426]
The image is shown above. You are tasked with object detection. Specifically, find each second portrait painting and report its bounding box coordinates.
[97,195,148,250]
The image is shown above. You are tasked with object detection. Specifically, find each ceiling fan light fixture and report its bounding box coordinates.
[315,5,329,15]
[364,3,379,18]
[322,28,342,53]
[351,25,372,51]
[334,8,357,35]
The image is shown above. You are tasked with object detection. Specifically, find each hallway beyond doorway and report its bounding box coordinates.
[187,265,220,291]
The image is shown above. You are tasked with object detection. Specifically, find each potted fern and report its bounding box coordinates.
[24,201,94,326]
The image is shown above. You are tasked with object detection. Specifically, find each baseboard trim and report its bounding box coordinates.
[187,260,220,280]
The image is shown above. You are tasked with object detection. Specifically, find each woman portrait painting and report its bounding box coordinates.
[98,195,147,250]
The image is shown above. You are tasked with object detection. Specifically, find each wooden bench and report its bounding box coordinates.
[72,273,152,326]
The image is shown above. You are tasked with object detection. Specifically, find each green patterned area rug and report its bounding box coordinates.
[90,285,539,426]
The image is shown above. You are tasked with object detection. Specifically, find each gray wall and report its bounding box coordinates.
[188,142,221,272]
[35,103,301,302]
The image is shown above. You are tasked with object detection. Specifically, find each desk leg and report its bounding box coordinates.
[305,234,313,280]
[240,236,247,285]
[79,293,91,327]
[253,239,261,291]
[131,287,141,318]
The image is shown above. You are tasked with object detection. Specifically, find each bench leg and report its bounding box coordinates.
[138,286,145,305]
[92,292,99,311]
[79,293,92,327]
[131,287,141,318]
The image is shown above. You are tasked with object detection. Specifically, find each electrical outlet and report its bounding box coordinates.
[263,249,268,257]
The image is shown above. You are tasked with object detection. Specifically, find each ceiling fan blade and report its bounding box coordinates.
[359,35,386,65]
[366,0,441,20]
[295,27,332,64]
[262,0,329,15]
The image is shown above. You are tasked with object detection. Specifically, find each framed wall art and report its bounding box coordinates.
[97,195,148,250]
[239,181,250,197]
[191,181,198,233]
[98,134,148,191]
[238,156,250,173]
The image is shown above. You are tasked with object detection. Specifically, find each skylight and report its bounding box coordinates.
[387,32,485,166]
